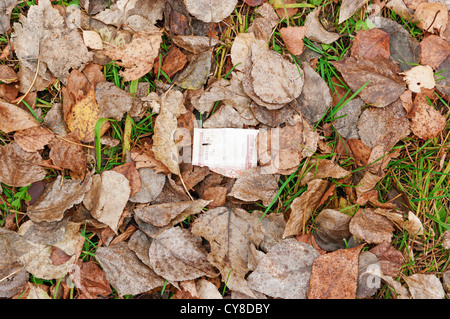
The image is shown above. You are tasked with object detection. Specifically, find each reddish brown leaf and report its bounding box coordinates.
[244,0,268,5]
[419,35,450,70]
[279,26,306,55]
[202,186,227,207]
[308,245,365,299]
[48,134,87,180]
[0,65,18,83]
[349,208,395,244]
[351,28,390,60]
[370,241,404,277]
[77,261,112,299]
[0,99,40,134]
[50,246,72,266]
[408,93,446,140]
[153,46,187,78]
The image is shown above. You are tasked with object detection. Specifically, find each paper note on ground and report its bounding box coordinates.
[192,128,259,178]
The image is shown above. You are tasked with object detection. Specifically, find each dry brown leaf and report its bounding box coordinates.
[305,8,340,44]
[95,81,133,120]
[369,241,404,277]
[280,26,307,56]
[0,0,20,34]
[0,142,47,187]
[134,199,210,227]
[313,209,353,252]
[183,0,238,23]
[202,186,228,207]
[386,0,414,20]
[13,126,55,153]
[297,62,333,124]
[244,0,268,6]
[0,99,40,134]
[230,32,257,72]
[18,220,84,280]
[103,31,162,82]
[149,226,219,282]
[82,30,103,50]
[339,0,369,24]
[82,171,131,234]
[351,28,390,60]
[349,208,395,244]
[203,104,245,128]
[171,36,219,54]
[153,45,187,78]
[272,0,298,18]
[419,35,450,70]
[283,179,329,238]
[247,238,319,299]
[130,144,170,174]
[413,2,448,36]
[243,40,304,110]
[48,134,87,180]
[95,241,164,296]
[27,175,92,223]
[76,261,112,299]
[112,162,141,197]
[174,51,212,90]
[227,167,280,206]
[191,206,264,297]
[300,159,350,186]
[404,274,445,299]
[408,93,446,140]
[0,65,18,83]
[332,57,406,107]
[308,245,365,299]
[12,0,93,84]
[404,211,424,236]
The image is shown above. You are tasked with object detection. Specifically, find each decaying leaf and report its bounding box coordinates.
[243,40,304,110]
[332,57,406,107]
[419,35,450,70]
[82,171,131,234]
[27,175,92,223]
[313,209,353,251]
[333,98,364,140]
[0,100,40,134]
[351,28,390,60]
[369,241,404,277]
[171,36,219,54]
[301,159,350,186]
[349,208,395,244]
[174,51,212,90]
[95,241,164,296]
[308,245,365,299]
[227,167,279,206]
[12,0,93,84]
[283,179,329,238]
[112,162,141,197]
[404,211,424,236]
[408,93,446,140]
[95,81,133,120]
[76,261,112,299]
[0,0,20,34]
[386,0,414,20]
[153,45,187,78]
[247,238,319,299]
[183,0,238,23]
[14,126,55,153]
[149,226,218,282]
[48,134,87,179]
[191,207,264,297]
[0,65,18,83]
[134,199,210,227]
[356,251,382,299]
[404,274,445,299]
[230,32,257,72]
[0,142,47,187]
[103,31,162,82]
[252,211,286,252]
[306,8,340,44]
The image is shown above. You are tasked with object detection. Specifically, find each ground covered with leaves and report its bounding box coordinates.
[0,0,449,300]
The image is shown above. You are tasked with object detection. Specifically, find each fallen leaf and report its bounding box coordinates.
[250,101,297,127]
[247,238,320,299]
[404,211,424,236]
[419,35,450,70]
[134,199,210,227]
[349,208,395,244]
[50,246,72,266]
[95,241,164,296]
[82,171,131,234]
[95,81,133,120]
[351,28,390,60]
[174,50,212,90]
[203,104,245,128]
[296,62,333,124]
[0,0,20,34]
[27,175,92,223]
[191,206,264,297]
[252,211,286,252]
[332,56,406,107]
[402,65,435,93]
[300,158,350,186]
[77,261,112,299]
[153,45,187,78]
[227,167,280,206]
[306,8,340,44]
[280,26,307,56]
[313,209,353,251]
[202,186,228,207]
[111,162,141,197]
[18,221,84,280]
[244,0,268,6]
[196,278,223,299]
[404,274,445,299]
[82,30,103,50]
[408,93,446,140]
[283,179,329,238]
[0,99,40,134]
[183,0,238,23]
[13,126,55,153]
[149,226,219,282]
[230,32,257,72]
[436,56,450,98]
[333,98,364,140]
[0,65,18,83]
[308,245,365,299]
[0,142,47,187]
[369,240,404,276]
[171,36,219,54]
[339,0,369,24]
[103,31,162,82]
[131,144,170,174]
[386,0,414,20]
[243,40,304,110]
[48,134,87,179]
[413,2,448,36]
[12,0,93,84]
